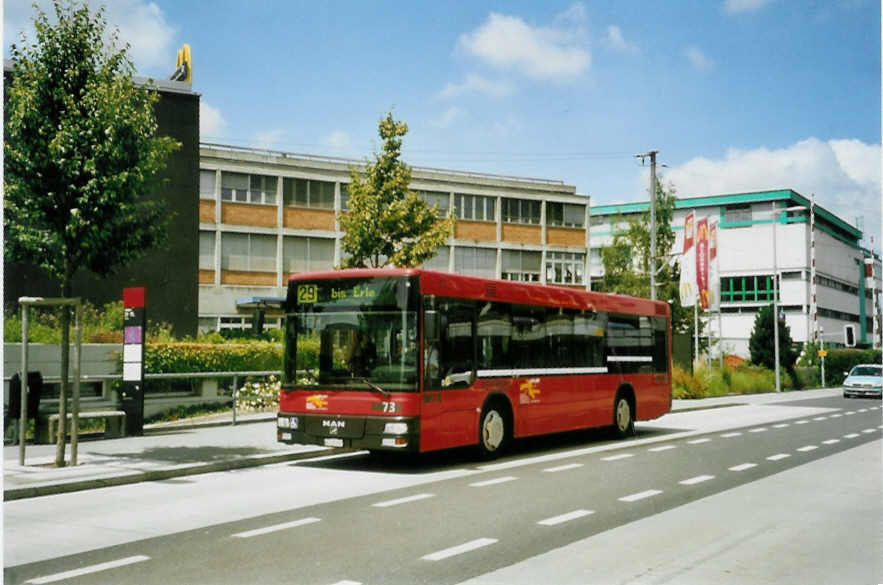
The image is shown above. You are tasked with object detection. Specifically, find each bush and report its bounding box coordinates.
[236,376,280,411]
[825,349,882,386]
[143,343,283,373]
[671,362,796,399]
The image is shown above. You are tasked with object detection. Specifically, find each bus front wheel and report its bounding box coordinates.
[613,392,635,438]
[478,404,509,458]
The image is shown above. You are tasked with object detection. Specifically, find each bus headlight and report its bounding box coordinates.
[383,422,408,435]
[278,416,299,430]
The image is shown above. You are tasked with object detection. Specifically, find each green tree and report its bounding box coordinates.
[5,0,180,466]
[749,304,798,373]
[339,112,454,268]
[596,181,699,337]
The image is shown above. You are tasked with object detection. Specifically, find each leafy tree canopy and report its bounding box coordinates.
[749,303,798,371]
[339,112,454,268]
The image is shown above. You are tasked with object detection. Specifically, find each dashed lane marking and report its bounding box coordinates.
[538,509,595,526]
[372,494,434,508]
[422,538,498,561]
[795,420,810,424]
[773,423,790,428]
[330,581,362,585]
[797,445,818,452]
[822,439,841,445]
[748,428,768,433]
[844,433,860,439]
[649,445,677,452]
[602,454,634,461]
[543,463,584,473]
[767,454,790,461]
[729,463,757,472]
[680,475,715,485]
[720,432,742,438]
[470,476,518,487]
[232,517,320,538]
[829,414,843,418]
[619,490,663,502]
[813,416,828,421]
[25,555,151,584]
[844,411,856,416]
[687,438,712,444]
[861,428,877,434]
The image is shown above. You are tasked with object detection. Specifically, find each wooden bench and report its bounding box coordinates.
[36,410,126,444]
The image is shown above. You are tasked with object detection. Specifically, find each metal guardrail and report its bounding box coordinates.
[3,370,280,426]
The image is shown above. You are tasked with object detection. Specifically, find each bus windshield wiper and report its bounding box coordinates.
[358,377,389,396]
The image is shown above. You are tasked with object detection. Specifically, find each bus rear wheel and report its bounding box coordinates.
[613,392,635,438]
[478,404,509,458]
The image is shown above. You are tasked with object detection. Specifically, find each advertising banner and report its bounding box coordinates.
[679,211,697,306]
[696,217,709,310]
[708,221,720,311]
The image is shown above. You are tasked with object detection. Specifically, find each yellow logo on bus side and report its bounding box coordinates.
[306,394,328,410]
[520,379,541,404]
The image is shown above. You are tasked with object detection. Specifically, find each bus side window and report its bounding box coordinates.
[425,300,475,389]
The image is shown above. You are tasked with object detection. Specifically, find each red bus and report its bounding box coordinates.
[277,268,671,457]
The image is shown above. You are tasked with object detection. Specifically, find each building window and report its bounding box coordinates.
[199,231,215,270]
[455,247,496,279]
[200,170,216,200]
[340,183,349,211]
[221,233,276,272]
[547,202,585,228]
[422,246,450,271]
[221,172,277,205]
[589,215,607,228]
[419,191,451,215]
[501,249,541,282]
[545,251,585,285]
[283,178,334,209]
[283,236,334,274]
[721,275,780,303]
[454,194,495,221]
[501,197,540,225]
[724,204,752,224]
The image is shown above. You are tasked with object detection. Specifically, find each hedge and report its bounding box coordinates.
[143,343,284,373]
[822,349,882,386]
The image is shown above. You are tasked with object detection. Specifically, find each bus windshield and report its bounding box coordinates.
[283,277,419,392]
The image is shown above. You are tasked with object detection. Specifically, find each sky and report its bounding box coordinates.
[4,0,882,247]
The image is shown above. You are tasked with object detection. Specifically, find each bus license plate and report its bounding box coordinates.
[324,438,344,447]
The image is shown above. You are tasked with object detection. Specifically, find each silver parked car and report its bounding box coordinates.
[842,364,882,399]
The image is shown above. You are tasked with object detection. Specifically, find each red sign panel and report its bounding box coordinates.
[696,218,709,310]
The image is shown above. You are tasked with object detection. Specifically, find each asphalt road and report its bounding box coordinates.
[5,394,882,585]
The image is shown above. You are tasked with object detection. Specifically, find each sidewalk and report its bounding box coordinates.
[3,388,842,501]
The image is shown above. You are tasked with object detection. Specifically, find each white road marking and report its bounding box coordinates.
[619,490,663,502]
[829,413,842,418]
[844,433,860,439]
[372,494,434,508]
[687,438,712,444]
[538,509,595,526]
[232,517,320,538]
[844,411,856,416]
[680,475,715,485]
[773,423,790,428]
[822,439,840,445]
[720,432,742,438]
[797,445,818,452]
[330,581,362,585]
[25,555,150,584]
[543,463,584,473]
[813,416,828,421]
[422,538,498,561]
[649,445,677,452]
[729,463,757,471]
[767,453,791,461]
[861,428,877,434]
[470,476,517,487]
[795,420,810,424]
[858,408,868,413]
[602,453,634,461]
[748,428,768,433]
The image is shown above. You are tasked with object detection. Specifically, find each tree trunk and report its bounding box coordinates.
[55,274,71,467]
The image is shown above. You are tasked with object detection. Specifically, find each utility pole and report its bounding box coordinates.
[636,150,659,300]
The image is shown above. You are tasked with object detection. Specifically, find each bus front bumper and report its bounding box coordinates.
[276,412,420,452]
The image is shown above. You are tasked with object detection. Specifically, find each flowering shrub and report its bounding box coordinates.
[235,376,280,411]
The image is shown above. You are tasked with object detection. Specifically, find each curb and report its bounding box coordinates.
[3,447,352,501]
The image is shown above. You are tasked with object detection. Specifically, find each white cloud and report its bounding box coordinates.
[4,0,178,73]
[661,137,882,244]
[199,102,226,140]
[603,25,640,54]
[438,74,514,99]
[723,0,773,15]
[684,46,715,71]
[324,130,354,152]
[430,107,465,129]
[457,5,590,81]
[253,129,285,150]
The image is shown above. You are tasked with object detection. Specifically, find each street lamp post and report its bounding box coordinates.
[772,202,781,393]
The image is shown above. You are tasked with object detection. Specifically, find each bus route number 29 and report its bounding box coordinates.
[298,285,318,304]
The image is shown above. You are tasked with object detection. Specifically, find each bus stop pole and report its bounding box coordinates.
[19,305,29,466]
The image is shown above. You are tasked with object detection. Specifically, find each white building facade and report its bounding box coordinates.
[590,190,882,357]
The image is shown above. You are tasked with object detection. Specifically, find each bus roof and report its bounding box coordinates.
[288,268,669,318]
